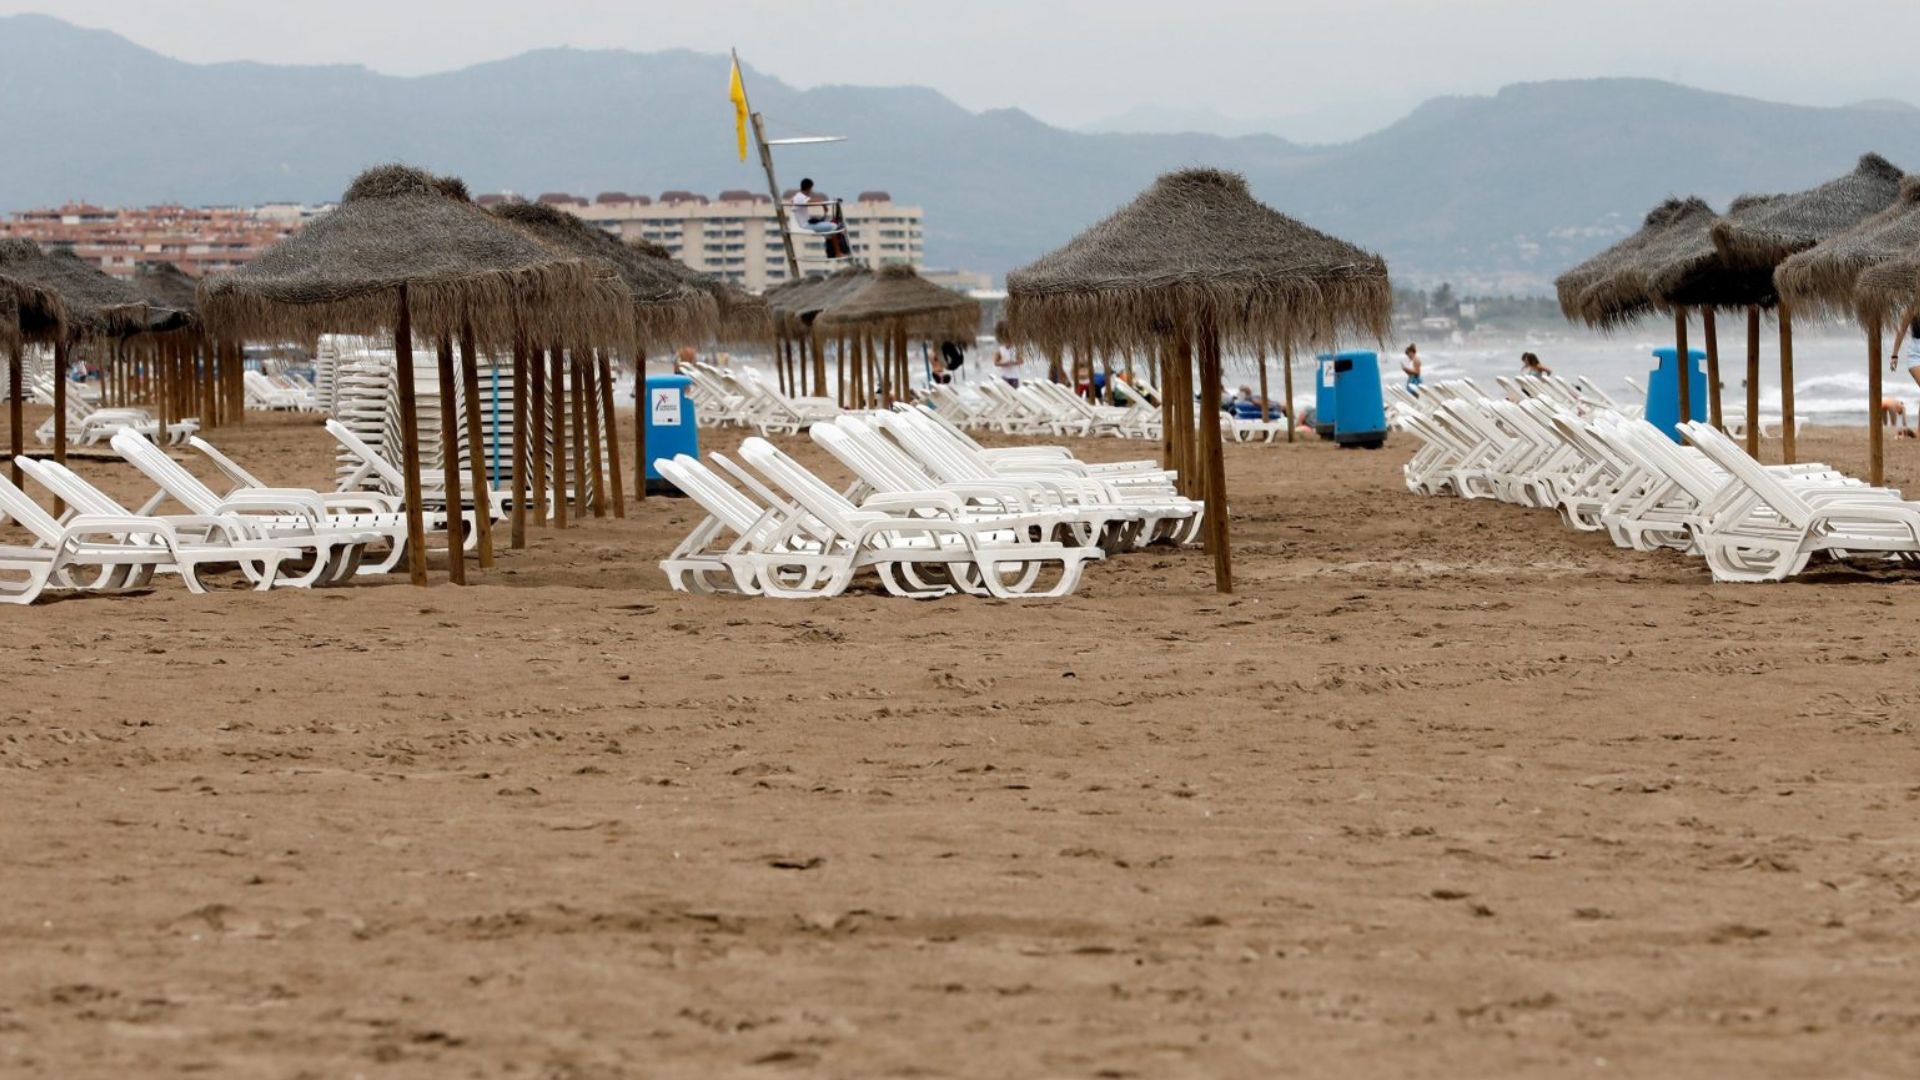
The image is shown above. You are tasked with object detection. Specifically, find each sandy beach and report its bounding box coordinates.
[3,406,1919,1078]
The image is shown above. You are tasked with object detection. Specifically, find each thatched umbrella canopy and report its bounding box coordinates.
[1561,198,1717,329]
[131,261,201,325]
[200,164,629,351]
[1003,168,1390,356]
[626,236,771,345]
[1774,176,1920,323]
[0,239,155,339]
[0,268,69,347]
[489,201,716,350]
[1639,195,1784,312]
[768,265,872,330]
[1713,153,1905,270]
[1557,199,1705,325]
[818,263,980,341]
[1853,252,1920,332]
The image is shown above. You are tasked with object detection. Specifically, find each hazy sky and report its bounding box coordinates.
[10,1,1918,141]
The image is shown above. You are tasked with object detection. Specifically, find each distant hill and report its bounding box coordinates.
[4,14,1919,291]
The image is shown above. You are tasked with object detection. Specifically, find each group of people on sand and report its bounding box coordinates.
[1399,343,1550,394]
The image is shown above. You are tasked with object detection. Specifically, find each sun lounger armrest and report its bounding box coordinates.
[215,491,330,525]
[59,515,177,546]
[862,491,965,515]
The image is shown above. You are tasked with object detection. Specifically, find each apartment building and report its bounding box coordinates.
[516,188,926,293]
[0,202,317,278]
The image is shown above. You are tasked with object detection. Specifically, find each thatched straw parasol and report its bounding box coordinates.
[0,267,68,347]
[200,164,635,586]
[1712,154,1905,269]
[1775,175,1920,322]
[131,261,202,328]
[1561,198,1716,330]
[1854,253,1920,336]
[818,264,980,341]
[624,236,771,346]
[0,239,156,339]
[200,164,628,352]
[1557,198,1708,328]
[489,201,716,350]
[1708,153,1907,480]
[1005,169,1390,357]
[1005,168,1391,594]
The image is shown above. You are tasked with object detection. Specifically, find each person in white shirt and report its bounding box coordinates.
[790,178,840,235]
[992,325,1024,387]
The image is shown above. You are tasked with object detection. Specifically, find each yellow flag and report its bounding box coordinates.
[728,60,750,161]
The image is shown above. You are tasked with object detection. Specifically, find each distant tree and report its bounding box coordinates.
[1431,282,1456,316]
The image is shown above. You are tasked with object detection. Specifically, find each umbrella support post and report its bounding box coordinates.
[392,287,430,586]
[511,339,528,548]
[1702,308,1722,430]
[550,347,568,528]
[458,331,494,567]
[1745,307,1761,457]
[435,335,467,585]
[1779,303,1797,464]
[1869,316,1885,487]
[601,352,624,517]
[1197,326,1232,593]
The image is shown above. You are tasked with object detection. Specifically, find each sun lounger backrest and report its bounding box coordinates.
[111,430,222,515]
[1680,422,1817,528]
[188,437,268,490]
[0,473,64,544]
[19,458,127,517]
[739,437,863,535]
[657,455,765,537]
[812,420,925,494]
[325,419,408,490]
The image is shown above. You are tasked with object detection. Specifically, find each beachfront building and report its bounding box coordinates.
[518,189,926,292]
[0,202,320,278]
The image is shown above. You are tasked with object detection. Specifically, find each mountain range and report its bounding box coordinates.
[4,13,1919,292]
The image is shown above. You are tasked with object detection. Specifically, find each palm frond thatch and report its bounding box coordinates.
[0,239,149,340]
[768,266,873,333]
[623,236,772,346]
[1774,175,1920,323]
[200,164,631,350]
[1712,153,1905,269]
[490,200,718,351]
[0,267,69,347]
[131,261,202,332]
[1003,168,1391,354]
[818,263,981,341]
[1560,198,1717,329]
[1853,250,1920,330]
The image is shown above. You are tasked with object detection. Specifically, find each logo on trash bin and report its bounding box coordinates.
[650,388,682,427]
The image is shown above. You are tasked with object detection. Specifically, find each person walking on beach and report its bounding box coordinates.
[1892,315,1920,392]
[1521,352,1552,378]
[1401,344,1422,392]
[993,326,1024,387]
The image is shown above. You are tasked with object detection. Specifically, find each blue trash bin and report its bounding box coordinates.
[1643,347,1707,443]
[1313,355,1338,440]
[1332,350,1388,449]
[642,373,698,495]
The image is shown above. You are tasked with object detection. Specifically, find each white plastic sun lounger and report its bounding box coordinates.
[0,473,205,603]
[16,457,303,591]
[735,436,1101,599]
[111,430,386,583]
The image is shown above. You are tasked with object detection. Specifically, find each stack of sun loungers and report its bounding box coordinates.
[657,402,1204,600]
[923,375,1294,446]
[1391,375,1920,583]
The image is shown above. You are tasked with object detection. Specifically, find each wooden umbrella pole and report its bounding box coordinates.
[434,334,467,585]
[457,330,495,568]
[1282,343,1297,443]
[836,333,847,409]
[156,340,171,448]
[894,325,909,406]
[1256,344,1272,422]
[581,351,608,518]
[599,352,625,517]
[531,347,550,524]
[510,338,529,548]
[550,346,568,527]
[1156,340,1175,473]
[1674,308,1692,432]
[1779,302,1798,464]
[813,326,827,395]
[776,335,789,396]
[552,343,564,526]
[570,353,588,518]
[1868,315,1886,487]
[6,343,21,488]
[1197,323,1232,593]
[1703,308,1723,430]
[633,350,647,503]
[391,287,430,586]
[51,338,68,468]
[1745,307,1762,457]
